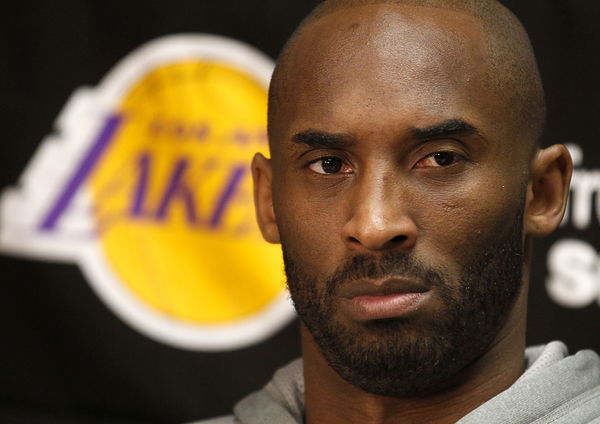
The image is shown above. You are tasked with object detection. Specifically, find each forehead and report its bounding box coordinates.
[275,4,503,143]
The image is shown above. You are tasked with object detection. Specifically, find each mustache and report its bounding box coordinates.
[323,252,447,295]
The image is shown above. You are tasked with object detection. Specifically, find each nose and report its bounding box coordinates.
[341,175,418,252]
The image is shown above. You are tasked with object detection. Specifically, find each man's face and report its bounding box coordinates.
[267,5,532,396]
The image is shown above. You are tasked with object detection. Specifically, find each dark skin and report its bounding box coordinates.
[253,4,572,424]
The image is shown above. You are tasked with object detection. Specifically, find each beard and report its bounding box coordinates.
[282,204,525,398]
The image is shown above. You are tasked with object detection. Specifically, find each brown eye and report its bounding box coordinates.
[432,152,456,166]
[415,151,463,168]
[308,157,352,174]
[321,157,343,173]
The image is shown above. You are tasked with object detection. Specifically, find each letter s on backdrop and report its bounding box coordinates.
[546,239,599,308]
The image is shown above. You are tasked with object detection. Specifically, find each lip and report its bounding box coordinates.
[338,278,430,321]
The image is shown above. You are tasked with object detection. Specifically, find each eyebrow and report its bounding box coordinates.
[291,118,482,150]
[410,118,480,141]
[292,130,354,149]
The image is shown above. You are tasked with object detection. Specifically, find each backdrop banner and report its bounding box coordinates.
[0,1,598,423]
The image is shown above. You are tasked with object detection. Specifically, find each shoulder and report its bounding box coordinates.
[185,415,235,424]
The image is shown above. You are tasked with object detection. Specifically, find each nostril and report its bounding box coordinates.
[391,235,407,243]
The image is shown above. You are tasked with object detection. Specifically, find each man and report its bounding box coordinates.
[202,0,600,422]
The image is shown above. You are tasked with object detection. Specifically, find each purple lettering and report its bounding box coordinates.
[209,164,246,229]
[174,123,185,138]
[257,129,268,144]
[195,124,210,142]
[130,153,152,218]
[233,129,250,146]
[149,119,163,136]
[155,158,198,225]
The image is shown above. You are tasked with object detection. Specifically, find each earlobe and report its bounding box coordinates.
[524,144,573,236]
[251,153,281,244]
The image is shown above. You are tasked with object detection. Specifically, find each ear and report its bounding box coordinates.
[251,153,281,244]
[524,144,573,236]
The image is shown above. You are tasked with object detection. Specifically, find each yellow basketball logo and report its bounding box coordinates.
[0,35,294,350]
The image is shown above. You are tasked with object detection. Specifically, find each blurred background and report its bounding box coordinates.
[0,1,599,423]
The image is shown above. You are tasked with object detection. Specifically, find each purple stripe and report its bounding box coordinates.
[39,114,123,231]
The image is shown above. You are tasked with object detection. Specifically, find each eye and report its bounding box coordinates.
[307,157,352,174]
[415,151,463,168]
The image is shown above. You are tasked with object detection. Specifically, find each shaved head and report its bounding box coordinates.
[252,0,573,404]
[268,0,545,154]
[252,0,573,407]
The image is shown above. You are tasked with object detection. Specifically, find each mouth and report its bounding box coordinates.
[337,278,431,322]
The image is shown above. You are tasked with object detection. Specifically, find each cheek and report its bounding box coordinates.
[275,192,344,269]
[413,180,524,261]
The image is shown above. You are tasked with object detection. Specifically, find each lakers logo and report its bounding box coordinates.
[0,35,295,350]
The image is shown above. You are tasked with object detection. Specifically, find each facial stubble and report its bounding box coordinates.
[282,203,525,398]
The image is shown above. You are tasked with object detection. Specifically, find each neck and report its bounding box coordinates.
[302,290,528,424]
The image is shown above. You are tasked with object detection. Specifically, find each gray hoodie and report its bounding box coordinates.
[197,341,600,424]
